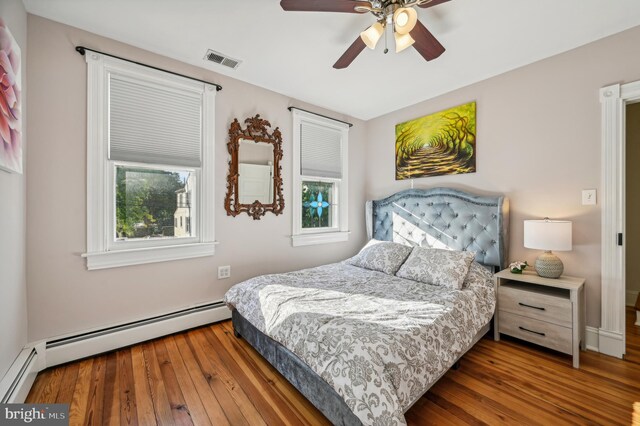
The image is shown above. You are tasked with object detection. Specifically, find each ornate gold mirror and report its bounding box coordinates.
[224,115,284,220]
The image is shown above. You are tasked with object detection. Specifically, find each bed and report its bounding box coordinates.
[224,188,509,425]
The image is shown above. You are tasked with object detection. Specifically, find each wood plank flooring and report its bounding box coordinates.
[27,320,640,425]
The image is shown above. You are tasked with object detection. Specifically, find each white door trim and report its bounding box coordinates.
[600,80,640,358]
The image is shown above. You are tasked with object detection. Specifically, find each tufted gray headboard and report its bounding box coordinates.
[366,188,509,270]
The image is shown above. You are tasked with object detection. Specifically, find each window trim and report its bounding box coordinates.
[82,52,216,270]
[291,109,349,246]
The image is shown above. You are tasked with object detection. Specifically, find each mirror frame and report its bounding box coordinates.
[224,114,285,220]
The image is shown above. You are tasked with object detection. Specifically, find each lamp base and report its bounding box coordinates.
[535,251,564,278]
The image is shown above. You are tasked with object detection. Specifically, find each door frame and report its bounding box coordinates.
[600,80,640,358]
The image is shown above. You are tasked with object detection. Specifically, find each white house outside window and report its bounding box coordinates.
[291,109,349,246]
[82,53,216,270]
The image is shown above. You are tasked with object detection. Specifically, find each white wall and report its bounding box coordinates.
[364,25,640,328]
[26,15,367,342]
[0,0,27,381]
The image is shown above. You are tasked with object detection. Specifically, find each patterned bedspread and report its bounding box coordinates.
[224,262,495,425]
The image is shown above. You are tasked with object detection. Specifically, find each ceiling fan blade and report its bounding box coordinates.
[409,20,445,61]
[417,0,451,8]
[280,0,370,13]
[333,36,366,69]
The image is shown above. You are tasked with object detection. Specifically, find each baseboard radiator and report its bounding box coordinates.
[44,301,231,368]
[0,348,39,403]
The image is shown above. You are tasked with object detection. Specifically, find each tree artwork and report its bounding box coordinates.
[395,102,476,180]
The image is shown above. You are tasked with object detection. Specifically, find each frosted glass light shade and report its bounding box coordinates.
[524,219,572,251]
[360,22,384,49]
[393,7,417,35]
[394,31,415,53]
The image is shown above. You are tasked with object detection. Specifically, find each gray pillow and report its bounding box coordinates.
[395,247,476,289]
[346,239,413,275]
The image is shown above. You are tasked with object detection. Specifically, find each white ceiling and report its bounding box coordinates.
[23,0,640,120]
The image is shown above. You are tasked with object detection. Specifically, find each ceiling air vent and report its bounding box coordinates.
[204,49,241,70]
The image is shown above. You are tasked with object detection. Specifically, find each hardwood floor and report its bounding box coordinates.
[627,306,640,365]
[27,320,640,425]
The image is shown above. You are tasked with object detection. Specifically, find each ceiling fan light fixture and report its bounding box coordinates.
[360,22,384,49]
[394,31,415,53]
[393,7,417,35]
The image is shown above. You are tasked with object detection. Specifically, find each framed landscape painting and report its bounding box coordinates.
[395,102,476,180]
[0,19,22,174]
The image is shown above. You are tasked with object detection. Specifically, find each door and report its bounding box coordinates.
[625,101,640,363]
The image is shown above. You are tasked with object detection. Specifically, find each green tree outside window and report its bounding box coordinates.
[116,167,186,239]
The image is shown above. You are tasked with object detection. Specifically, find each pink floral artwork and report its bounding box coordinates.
[0,18,21,174]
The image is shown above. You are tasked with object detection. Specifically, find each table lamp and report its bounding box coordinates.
[524,218,572,278]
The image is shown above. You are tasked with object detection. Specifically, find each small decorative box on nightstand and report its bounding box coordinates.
[493,269,586,368]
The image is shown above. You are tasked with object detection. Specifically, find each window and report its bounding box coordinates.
[115,166,195,240]
[82,53,216,270]
[292,109,349,246]
[302,180,335,229]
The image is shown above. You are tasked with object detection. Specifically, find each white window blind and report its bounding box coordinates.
[300,121,343,178]
[109,74,203,167]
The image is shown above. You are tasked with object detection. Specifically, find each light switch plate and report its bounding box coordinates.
[582,189,596,205]
[218,265,231,279]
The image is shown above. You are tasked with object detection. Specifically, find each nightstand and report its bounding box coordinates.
[493,269,586,368]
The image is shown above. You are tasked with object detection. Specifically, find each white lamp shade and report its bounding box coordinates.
[524,219,572,251]
[360,22,384,49]
[393,7,418,35]
[394,31,415,53]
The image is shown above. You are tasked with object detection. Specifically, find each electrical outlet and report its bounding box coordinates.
[582,189,597,205]
[218,265,231,279]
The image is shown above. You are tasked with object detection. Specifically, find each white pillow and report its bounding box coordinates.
[346,239,413,275]
[395,247,476,289]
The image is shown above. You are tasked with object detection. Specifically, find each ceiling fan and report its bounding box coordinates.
[280,0,451,69]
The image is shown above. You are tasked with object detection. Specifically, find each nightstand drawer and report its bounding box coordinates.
[498,284,572,327]
[498,311,572,354]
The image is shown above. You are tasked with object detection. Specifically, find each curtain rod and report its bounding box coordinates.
[287,106,353,128]
[75,46,222,91]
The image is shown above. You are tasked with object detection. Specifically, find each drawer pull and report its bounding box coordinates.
[518,302,546,311]
[519,326,546,337]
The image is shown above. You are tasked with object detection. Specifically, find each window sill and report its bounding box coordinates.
[291,231,350,247]
[82,242,218,270]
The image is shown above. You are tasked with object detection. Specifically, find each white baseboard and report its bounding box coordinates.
[585,326,600,352]
[43,301,231,369]
[0,347,40,403]
[626,290,639,307]
[598,328,624,358]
